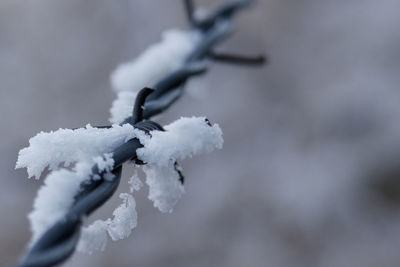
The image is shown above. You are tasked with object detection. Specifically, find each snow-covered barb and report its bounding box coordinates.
[138,116,223,212]
[137,116,224,166]
[15,124,145,179]
[109,29,201,124]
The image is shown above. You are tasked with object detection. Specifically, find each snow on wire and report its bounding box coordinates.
[17,118,223,250]
[110,29,201,124]
[15,0,265,266]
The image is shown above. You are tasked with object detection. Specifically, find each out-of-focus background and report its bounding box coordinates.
[2,0,400,266]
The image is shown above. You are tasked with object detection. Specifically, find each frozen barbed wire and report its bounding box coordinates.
[15,1,264,266]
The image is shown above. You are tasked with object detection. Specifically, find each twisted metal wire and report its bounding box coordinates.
[17,1,265,266]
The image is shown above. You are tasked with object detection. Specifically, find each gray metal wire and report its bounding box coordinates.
[16,1,265,266]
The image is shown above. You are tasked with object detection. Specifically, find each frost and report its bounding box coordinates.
[78,193,137,254]
[109,29,201,124]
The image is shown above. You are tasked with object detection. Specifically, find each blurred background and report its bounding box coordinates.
[2,0,400,266]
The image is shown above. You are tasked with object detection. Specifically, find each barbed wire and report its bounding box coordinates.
[16,0,265,266]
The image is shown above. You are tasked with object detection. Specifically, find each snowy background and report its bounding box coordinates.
[2,0,400,266]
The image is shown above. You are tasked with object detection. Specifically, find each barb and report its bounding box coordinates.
[131,87,154,124]
[208,50,267,65]
[16,1,265,266]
